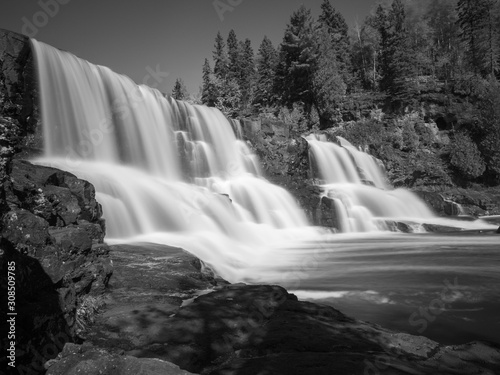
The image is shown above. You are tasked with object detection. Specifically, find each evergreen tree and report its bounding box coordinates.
[426,0,461,81]
[318,0,352,89]
[457,0,499,76]
[254,36,278,107]
[227,29,241,80]
[376,1,415,106]
[201,58,216,106]
[213,76,242,117]
[213,31,229,79]
[312,26,346,129]
[239,38,256,107]
[275,6,317,114]
[171,78,189,100]
[373,4,390,91]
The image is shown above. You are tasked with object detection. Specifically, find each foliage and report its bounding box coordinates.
[196,0,500,188]
[457,0,500,77]
[213,31,229,79]
[254,36,278,107]
[311,26,346,129]
[474,78,500,183]
[201,58,216,106]
[277,103,308,136]
[213,76,242,117]
[318,0,352,89]
[274,6,317,114]
[75,295,106,337]
[239,38,256,107]
[171,78,189,100]
[449,131,486,180]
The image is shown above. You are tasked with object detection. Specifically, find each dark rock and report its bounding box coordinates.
[9,159,102,224]
[50,226,93,256]
[85,243,227,353]
[1,208,53,254]
[422,223,462,233]
[497,226,500,234]
[45,343,195,375]
[241,118,261,141]
[86,279,500,375]
[383,220,415,233]
[316,195,340,229]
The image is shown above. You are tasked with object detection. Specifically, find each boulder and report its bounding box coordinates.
[45,343,195,375]
[1,208,53,254]
[50,226,93,256]
[85,279,500,375]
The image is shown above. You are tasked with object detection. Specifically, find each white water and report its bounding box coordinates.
[31,40,496,282]
[31,39,320,281]
[306,135,493,232]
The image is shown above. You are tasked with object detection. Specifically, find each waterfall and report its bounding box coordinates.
[30,40,494,281]
[306,135,435,232]
[31,40,314,281]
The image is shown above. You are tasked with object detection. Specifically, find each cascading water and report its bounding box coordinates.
[31,39,315,281]
[306,134,479,232]
[30,39,495,282]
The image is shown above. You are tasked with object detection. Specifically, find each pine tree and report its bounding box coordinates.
[239,38,255,107]
[227,29,241,80]
[318,0,352,89]
[275,6,317,113]
[201,58,216,106]
[426,0,461,81]
[375,1,415,106]
[254,36,278,107]
[457,0,499,77]
[172,78,189,100]
[312,26,346,129]
[213,31,229,80]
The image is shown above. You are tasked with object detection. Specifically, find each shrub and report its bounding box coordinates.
[449,132,485,180]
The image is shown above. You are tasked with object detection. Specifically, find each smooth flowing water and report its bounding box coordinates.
[31,39,499,345]
[242,232,500,345]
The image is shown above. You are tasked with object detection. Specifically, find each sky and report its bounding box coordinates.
[1,0,378,95]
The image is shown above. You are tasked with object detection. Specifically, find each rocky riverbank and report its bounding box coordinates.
[45,243,500,375]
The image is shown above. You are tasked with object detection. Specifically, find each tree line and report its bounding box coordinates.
[173,1,499,120]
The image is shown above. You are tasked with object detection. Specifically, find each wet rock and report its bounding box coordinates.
[414,191,446,215]
[383,220,415,233]
[422,223,462,233]
[316,195,340,229]
[45,343,195,375]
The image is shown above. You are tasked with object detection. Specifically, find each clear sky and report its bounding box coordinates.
[1,0,378,94]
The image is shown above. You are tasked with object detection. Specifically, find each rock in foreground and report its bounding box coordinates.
[78,243,500,375]
[45,343,195,375]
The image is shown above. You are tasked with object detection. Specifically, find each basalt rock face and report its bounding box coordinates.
[45,343,196,375]
[0,29,42,180]
[1,160,113,372]
[238,118,336,226]
[0,29,112,372]
[414,187,500,217]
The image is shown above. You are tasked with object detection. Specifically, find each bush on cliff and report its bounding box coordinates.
[449,132,486,181]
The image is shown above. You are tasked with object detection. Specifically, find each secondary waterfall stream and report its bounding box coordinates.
[30,39,496,285]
